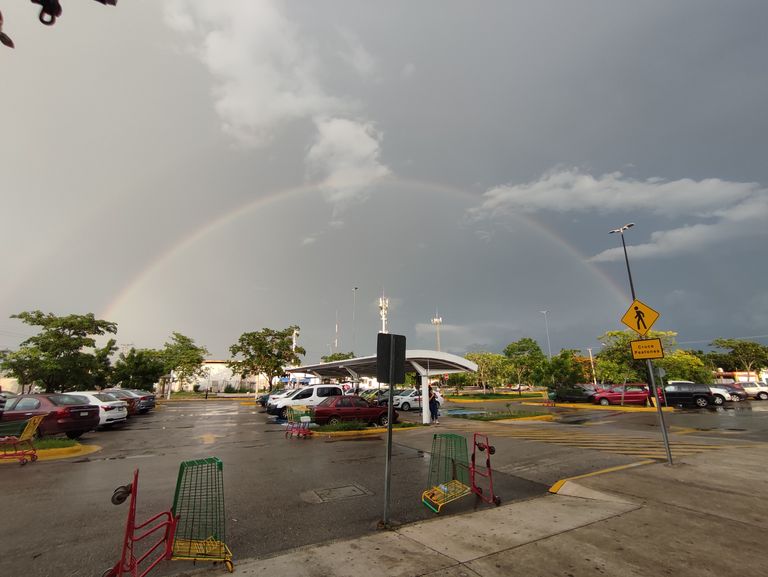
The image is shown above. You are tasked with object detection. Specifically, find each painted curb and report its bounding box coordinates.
[318,425,425,438]
[495,414,554,422]
[445,396,543,403]
[0,443,102,464]
[522,401,674,413]
[548,460,655,494]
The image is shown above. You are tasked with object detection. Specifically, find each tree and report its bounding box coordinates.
[710,339,768,380]
[535,349,586,390]
[91,338,117,390]
[656,350,713,383]
[320,352,355,362]
[0,310,117,392]
[465,352,510,392]
[595,357,641,384]
[162,332,209,390]
[596,330,678,380]
[503,338,546,386]
[112,348,166,391]
[227,326,306,391]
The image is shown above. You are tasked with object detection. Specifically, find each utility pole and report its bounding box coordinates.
[431,310,443,352]
[379,293,389,334]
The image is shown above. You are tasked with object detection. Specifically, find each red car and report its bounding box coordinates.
[1,394,100,438]
[592,384,651,406]
[102,389,140,415]
[311,395,398,426]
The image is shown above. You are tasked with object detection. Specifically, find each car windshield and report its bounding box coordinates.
[317,397,335,407]
[95,393,119,402]
[50,394,89,405]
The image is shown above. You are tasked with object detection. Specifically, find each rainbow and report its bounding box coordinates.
[101,178,629,320]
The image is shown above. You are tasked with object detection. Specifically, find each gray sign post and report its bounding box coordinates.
[376,333,405,528]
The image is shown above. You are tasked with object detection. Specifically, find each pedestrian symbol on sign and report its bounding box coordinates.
[621,299,659,336]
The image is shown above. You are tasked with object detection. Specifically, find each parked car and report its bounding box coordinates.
[105,389,156,413]
[592,385,650,406]
[392,389,422,411]
[361,388,405,407]
[310,395,398,426]
[723,383,748,402]
[739,382,768,400]
[102,389,140,415]
[63,391,128,427]
[553,384,597,403]
[265,388,302,411]
[1,393,99,438]
[663,384,715,408]
[707,385,733,406]
[258,388,286,407]
[268,384,344,419]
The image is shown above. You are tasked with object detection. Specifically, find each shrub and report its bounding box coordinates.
[224,384,236,394]
[193,384,200,393]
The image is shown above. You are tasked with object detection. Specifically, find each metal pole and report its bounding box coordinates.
[647,359,673,464]
[352,287,358,355]
[382,347,396,527]
[620,232,637,301]
[587,347,597,385]
[541,311,552,359]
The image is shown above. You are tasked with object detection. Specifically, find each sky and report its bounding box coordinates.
[1,0,767,364]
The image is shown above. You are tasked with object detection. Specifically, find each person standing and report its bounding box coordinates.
[428,385,439,424]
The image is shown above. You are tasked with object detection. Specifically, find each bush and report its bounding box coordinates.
[193,384,200,393]
[224,384,236,394]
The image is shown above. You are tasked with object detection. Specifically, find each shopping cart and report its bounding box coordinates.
[102,469,178,577]
[171,457,233,572]
[421,433,472,513]
[0,415,44,465]
[285,405,313,439]
[104,457,232,577]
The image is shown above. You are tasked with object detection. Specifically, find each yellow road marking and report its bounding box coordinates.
[549,460,655,493]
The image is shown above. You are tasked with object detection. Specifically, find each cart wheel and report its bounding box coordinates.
[30,454,39,462]
[102,567,117,577]
[488,445,496,455]
[225,560,234,573]
[19,458,27,466]
[477,443,486,452]
[494,495,501,506]
[111,484,132,505]
[475,486,483,495]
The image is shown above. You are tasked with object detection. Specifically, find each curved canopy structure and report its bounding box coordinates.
[286,349,477,380]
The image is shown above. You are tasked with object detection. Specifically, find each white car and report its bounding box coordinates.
[707,386,733,405]
[64,391,128,426]
[392,389,422,411]
[739,382,768,400]
[268,384,344,419]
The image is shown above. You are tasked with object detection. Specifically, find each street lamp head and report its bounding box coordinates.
[610,223,635,234]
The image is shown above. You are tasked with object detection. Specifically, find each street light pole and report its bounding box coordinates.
[431,311,442,352]
[587,347,597,385]
[609,223,637,301]
[352,286,358,355]
[540,310,552,360]
[608,222,672,464]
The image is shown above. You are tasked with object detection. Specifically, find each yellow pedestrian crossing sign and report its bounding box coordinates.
[621,299,659,336]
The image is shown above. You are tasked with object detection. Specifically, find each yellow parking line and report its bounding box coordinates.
[549,460,655,493]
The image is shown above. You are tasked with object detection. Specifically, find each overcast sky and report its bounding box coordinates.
[1,0,767,363]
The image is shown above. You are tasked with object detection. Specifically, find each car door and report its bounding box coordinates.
[2,396,46,422]
[334,396,354,421]
[352,396,375,421]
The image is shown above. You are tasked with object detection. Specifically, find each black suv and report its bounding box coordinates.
[553,383,597,403]
[663,383,715,407]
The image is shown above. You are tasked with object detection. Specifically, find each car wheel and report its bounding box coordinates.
[278,407,288,420]
[66,431,85,440]
[731,395,741,402]
[379,414,389,426]
[599,398,610,406]
[713,395,724,406]
[694,396,708,408]
[401,402,410,411]
[758,392,768,401]
[328,416,341,426]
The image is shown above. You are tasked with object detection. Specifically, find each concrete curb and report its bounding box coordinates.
[0,443,102,464]
[522,401,674,412]
[445,396,543,403]
[318,425,425,438]
[548,460,655,494]
[494,414,554,422]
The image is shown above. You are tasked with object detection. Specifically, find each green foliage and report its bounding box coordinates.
[112,348,166,391]
[535,349,587,389]
[710,339,768,377]
[227,326,305,391]
[224,384,236,393]
[595,357,641,384]
[162,332,209,389]
[320,352,355,362]
[656,350,713,383]
[596,330,677,383]
[503,337,546,386]
[0,310,117,392]
[465,352,511,389]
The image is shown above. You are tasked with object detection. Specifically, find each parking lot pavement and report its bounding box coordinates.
[0,401,548,577]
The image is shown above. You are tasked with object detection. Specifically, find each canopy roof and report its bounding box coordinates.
[286,349,477,380]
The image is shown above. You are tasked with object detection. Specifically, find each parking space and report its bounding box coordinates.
[0,401,549,577]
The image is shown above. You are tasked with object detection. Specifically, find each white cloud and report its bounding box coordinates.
[163,0,341,145]
[306,117,390,209]
[473,169,768,261]
[337,28,376,78]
